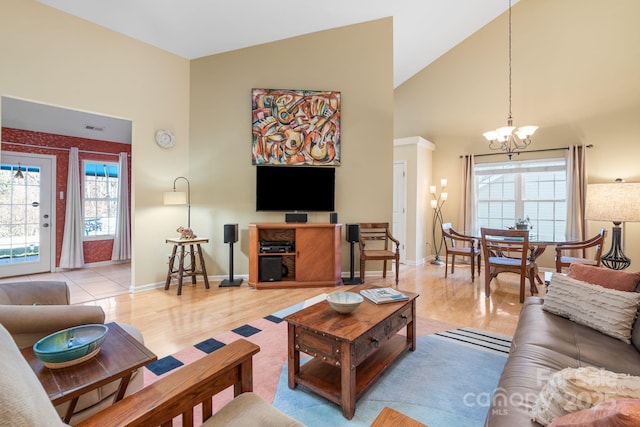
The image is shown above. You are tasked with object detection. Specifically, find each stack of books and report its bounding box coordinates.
[360,287,409,304]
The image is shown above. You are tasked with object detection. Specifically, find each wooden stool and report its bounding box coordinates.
[370,407,428,427]
[165,237,210,295]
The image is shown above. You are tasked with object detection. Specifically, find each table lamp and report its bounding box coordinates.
[164,176,191,227]
[586,179,640,270]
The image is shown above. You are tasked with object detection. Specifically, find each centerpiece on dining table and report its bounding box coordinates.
[511,216,533,231]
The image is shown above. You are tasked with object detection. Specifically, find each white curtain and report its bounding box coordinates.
[111,152,131,261]
[59,148,84,268]
[565,144,587,241]
[459,154,477,236]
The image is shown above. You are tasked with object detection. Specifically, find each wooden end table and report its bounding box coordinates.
[165,237,210,295]
[371,406,428,427]
[21,322,157,423]
[285,284,418,419]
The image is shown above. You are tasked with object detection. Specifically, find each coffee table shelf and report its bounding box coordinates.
[295,334,411,403]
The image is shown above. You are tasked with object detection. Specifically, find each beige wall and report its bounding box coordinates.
[394,0,640,270]
[0,3,393,286]
[189,18,394,275]
[0,0,191,287]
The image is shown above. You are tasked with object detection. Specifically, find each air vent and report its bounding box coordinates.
[84,124,105,131]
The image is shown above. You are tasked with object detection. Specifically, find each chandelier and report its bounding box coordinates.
[483,0,538,160]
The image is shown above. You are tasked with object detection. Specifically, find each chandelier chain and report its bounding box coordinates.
[508,0,512,121]
[482,0,538,159]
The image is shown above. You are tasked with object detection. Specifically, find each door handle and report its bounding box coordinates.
[43,223,49,228]
[31,201,40,207]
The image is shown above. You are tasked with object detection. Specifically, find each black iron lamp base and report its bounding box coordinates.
[431,255,445,266]
[601,225,631,270]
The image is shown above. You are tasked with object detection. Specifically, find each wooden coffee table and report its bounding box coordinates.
[285,284,418,419]
[21,322,157,423]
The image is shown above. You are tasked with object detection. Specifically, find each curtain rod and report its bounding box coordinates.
[460,144,593,159]
[1,141,131,157]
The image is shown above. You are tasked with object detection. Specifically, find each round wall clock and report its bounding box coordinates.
[155,130,175,148]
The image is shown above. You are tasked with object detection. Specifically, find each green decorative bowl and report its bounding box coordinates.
[327,292,364,314]
[33,324,108,368]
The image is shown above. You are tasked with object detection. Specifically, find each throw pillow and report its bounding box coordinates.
[531,367,640,426]
[543,274,640,343]
[567,263,640,292]
[548,399,640,427]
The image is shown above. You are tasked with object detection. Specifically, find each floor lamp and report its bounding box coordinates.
[163,176,191,227]
[430,179,448,266]
[586,179,640,270]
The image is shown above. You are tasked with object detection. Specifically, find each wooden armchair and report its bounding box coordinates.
[441,223,481,281]
[0,318,303,427]
[555,228,606,272]
[358,222,401,286]
[481,228,538,303]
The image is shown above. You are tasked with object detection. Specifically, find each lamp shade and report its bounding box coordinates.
[586,182,640,222]
[163,191,187,205]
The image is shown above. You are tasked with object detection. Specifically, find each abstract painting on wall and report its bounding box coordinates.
[251,88,341,166]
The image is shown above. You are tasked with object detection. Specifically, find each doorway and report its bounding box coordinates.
[1,96,133,279]
[0,152,55,277]
[393,161,407,264]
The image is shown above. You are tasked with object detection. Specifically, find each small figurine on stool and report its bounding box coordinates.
[177,226,196,240]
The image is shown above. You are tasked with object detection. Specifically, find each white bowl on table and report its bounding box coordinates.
[327,292,364,314]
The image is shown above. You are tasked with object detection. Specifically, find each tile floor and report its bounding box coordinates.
[0,263,131,304]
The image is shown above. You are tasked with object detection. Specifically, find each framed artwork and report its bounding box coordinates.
[252,88,341,165]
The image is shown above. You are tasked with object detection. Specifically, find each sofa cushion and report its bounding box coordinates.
[202,392,304,427]
[567,264,640,292]
[0,323,69,427]
[548,399,640,427]
[484,298,640,427]
[543,274,640,343]
[531,367,640,426]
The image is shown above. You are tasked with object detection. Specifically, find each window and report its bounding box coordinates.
[475,158,567,241]
[83,161,119,238]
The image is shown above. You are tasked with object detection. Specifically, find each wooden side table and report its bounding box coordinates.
[165,237,210,295]
[371,407,428,427]
[21,322,157,424]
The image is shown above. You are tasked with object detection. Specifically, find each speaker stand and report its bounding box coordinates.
[342,240,362,285]
[219,241,243,287]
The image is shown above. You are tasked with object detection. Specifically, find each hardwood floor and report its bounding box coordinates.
[80,262,539,358]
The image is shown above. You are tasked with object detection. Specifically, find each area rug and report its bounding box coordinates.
[143,295,510,426]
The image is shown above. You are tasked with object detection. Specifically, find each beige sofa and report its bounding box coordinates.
[0,281,144,424]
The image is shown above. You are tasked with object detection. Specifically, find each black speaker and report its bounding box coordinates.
[346,224,360,242]
[285,213,308,223]
[343,224,362,285]
[329,212,338,224]
[220,224,242,287]
[260,256,283,282]
[223,224,238,243]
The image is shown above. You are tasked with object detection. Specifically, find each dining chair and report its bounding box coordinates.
[441,223,481,281]
[555,228,606,272]
[481,228,538,303]
[358,222,400,286]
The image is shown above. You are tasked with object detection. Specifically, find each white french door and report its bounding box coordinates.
[0,152,55,277]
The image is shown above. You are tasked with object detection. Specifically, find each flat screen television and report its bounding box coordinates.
[256,166,335,212]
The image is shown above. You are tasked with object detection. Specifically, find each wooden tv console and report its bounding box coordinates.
[248,223,342,289]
